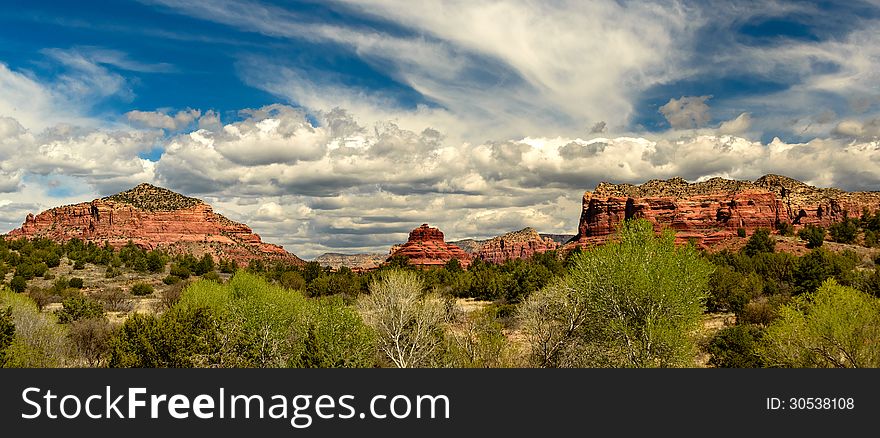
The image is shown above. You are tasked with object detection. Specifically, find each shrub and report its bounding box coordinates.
[27,287,52,312]
[113,272,374,368]
[146,252,165,273]
[9,276,27,293]
[56,296,104,324]
[104,267,121,278]
[798,225,826,248]
[95,288,132,312]
[707,325,765,368]
[736,228,747,238]
[0,289,67,367]
[68,277,84,289]
[0,306,14,367]
[194,254,214,276]
[707,266,763,313]
[157,281,186,311]
[68,318,112,367]
[169,264,191,279]
[775,221,794,237]
[201,271,221,283]
[279,271,306,291]
[743,228,775,256]
[793,248,858,295]
[163,275,181,285]
[131,283,154,296]
[73,259,86,270]
[760,279,880,367]
[829,218,859,244]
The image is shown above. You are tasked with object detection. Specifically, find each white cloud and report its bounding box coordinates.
[659,95,712,129]
[126,109,201,130]
[718,112,753,135]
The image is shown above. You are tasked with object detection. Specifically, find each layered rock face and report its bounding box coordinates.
[314,253,386,271]
[387,224,471,268]
[6,183,303,265]
[753,174,880,227]
[572,175,880,248]
[476,227,559,263]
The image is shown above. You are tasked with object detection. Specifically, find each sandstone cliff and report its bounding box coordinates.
[476,227,559,263]
[6,183,304,265]
[386,224,471,268]
[572,175,880,248]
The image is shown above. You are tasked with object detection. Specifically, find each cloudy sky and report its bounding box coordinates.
[1,0,880,259]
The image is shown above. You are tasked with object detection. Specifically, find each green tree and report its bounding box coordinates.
[775,221,794,237]
[194,253,214,276]
[829,218,859,244]
[385,254,411,270]
[108,308,221,368]
[793,248,857,295]
[444,258,463,274]
[743,228,775,256]
[293,297,376,368]
[358,269,446,368]
[279,271,306,291]
[0,306,14,367]
[9,276,27,293]
[760,279,880,367]
[56,296,104,324]
[798,225,826,248]
[146,251,165,273]
[518,219,713,368]
[706,266,763,313]
[131,282,154,296]
[707,325,765,368]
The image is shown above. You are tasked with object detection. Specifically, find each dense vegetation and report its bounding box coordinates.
[1,215,880,368]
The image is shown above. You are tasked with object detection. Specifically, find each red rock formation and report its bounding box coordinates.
[754,174,880,227]
[570,175,880,249]
[477,227,559,263]
[5,183,303,265]
[387,224,471,268]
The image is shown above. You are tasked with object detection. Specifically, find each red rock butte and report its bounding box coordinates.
[5,183,304,265]
[477,227,559,263]
[387,224,471,268]
[569,174,880,249]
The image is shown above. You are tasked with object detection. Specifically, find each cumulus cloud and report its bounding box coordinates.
[659,96,712,129]
[152,104,880,258]
[718,113,752,135]
[832,117,880,139]
[126,109,201,130]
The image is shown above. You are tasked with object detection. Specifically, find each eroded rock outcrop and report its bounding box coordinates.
[6,183,304,265]
[386,224,471,268]
[571,175,880,249]
[476,227,559,263]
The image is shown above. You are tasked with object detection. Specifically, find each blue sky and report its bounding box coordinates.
[1,0,880,258]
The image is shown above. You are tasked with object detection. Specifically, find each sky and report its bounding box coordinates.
[1,0,880,259]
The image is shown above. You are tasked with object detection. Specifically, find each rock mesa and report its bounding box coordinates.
[572,175,880,248]
[476,227,559,263]
[5,183,304,265]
